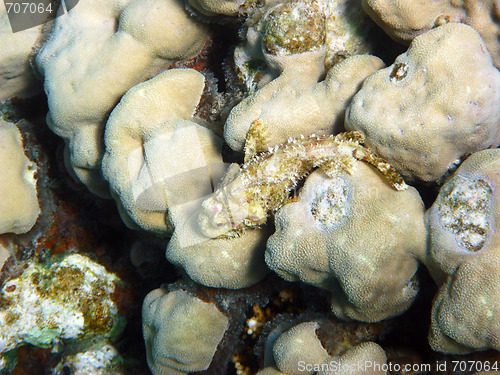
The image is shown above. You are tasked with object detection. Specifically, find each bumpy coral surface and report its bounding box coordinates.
[261,0,327,56]
[53,343,124,375]
[266,161,426,322]
[0,3,44,101]
[346,23,500,182]
[226,0,378,153]
[427,149,500,354]
[166,221,271,288]
[35,0,208,196]
[362,0,500,68]
[142,288,229,375]
[437,177,491,253]
[361,0,464,41]
[225,54,384,153]
[2,0,500,373]
[187,0,245,16]
[0,120,39,234]
[324,0,374,65]
[257,321,387,375]
[102,68,223,235]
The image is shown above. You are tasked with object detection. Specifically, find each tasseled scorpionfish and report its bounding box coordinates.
[199,121,407,238]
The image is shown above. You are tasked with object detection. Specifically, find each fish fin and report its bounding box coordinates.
[244,119,270,163]
[352,145,408,190]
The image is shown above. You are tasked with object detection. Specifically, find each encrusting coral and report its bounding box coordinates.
[266,158,426,322]
[142,287,229,375]
[225,0,380,153]
[165,221,271,288]
[225,54,385,153]
[178,130,409,290]
[35,0,208,196]
[0,3,44,101]
[361,0,500,68]
[187,0,246,16]
[52,343,124,375]
[0,253,122,367]
[102,68,223,235]
[256,321,387,375]
[346,23,500,182]
[0,119,39,234]
[2,0,500,373]
[427,149,500,354]
[361,0,464,41]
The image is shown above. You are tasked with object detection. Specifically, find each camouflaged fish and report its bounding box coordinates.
[199,120,407,238]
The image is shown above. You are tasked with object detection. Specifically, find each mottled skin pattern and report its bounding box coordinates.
[199,131,407,238]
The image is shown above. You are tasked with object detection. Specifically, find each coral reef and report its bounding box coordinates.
[35,0,208,196]
[0,253,122,371]
[0,3,44,101]
[53,343,124,375]
[361,0,500,68]
[1,0,500,374]
[226,0,378,152]
[225,54,384,153]
[346,23,500,182]
[257,321,387,375]
[142,287,229,375]
[166,223,271,288]
[187,0,245,16]
[427,149,500,354]
[102,68,223,235]
[266,162,425,322]
[0,119,39,234]
[199,131,406,239]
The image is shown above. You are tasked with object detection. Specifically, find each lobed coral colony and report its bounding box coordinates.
[0,0,499,374]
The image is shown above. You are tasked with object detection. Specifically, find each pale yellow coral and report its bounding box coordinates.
[225,54,384,153]
[272,322,330,375]
[427,149,500,353]
[166,194,271,288]
[267,163,426,322]
[142,288,229,375]
[429,253,500,354]
[362,0,464,41]
[35,0,208,196]
[102,68,222,235]
[188,0,245,16]
[0,120,39,234]
[362,0,500,68]
[233,0,373,93]
[226,0,379,152]
[258,321,387,375]
[346,23,500,182]
[0,3,44,100]
[199,132,406,239]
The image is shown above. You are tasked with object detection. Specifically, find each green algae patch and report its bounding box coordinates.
[0,253,123,366]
